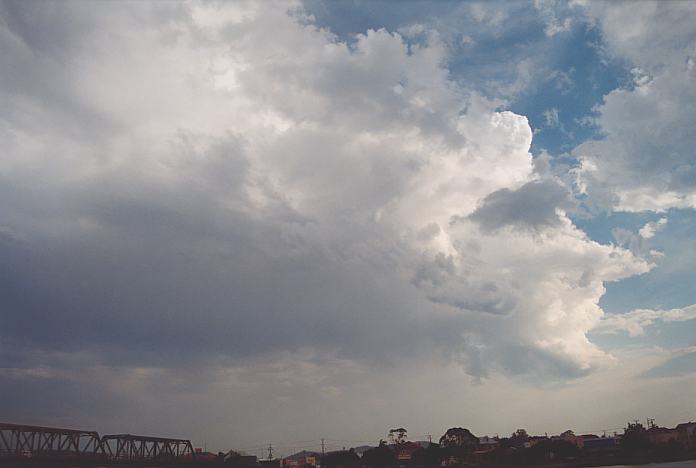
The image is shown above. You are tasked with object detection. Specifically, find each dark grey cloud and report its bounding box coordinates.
[469,179,571,232]
[0,370,124,428]
[497,344,592,380]
[0,219,469,368]
[425,283,517,316]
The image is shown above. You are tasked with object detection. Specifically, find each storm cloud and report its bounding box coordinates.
[2,0,685,447]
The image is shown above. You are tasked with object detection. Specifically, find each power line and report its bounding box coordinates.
[235,439,322,452]
[571,427,624,435]
[323,438,378,444]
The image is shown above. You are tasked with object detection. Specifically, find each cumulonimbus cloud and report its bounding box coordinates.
[0,0,649,385]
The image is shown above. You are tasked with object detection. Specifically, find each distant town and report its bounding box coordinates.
[2,418,696,467]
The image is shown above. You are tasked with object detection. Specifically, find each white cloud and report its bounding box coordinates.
[571,2,696,212]
[609,217,667,263]
[639,217,668,239]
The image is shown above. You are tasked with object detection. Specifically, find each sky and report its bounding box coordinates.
[1,0,696,457]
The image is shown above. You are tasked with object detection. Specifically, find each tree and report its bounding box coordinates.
[621,422,650,452]
[438,427,478,465]
[411,443,443,468]
[362,443,398,468]
[388,428,408,445]
[509,429,529,448]
[438,427,478,448]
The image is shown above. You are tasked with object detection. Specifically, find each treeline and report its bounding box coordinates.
[313,424,696,468]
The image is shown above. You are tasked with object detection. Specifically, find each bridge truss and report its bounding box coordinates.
[0,422,200,467]
[102,433,195,461]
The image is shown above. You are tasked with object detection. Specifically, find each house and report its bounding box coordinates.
[577,434,599,449]
[583,437,619,451]
[647,426,679,445]
[524,436,548,449]
[283,450,320,468]
[676,422,696,448]
[555,431,602,449]
[476,436,499,452]
[394,442,421,462]
[260,459,282,468]
[224,450,258,467]
[351,446,375,458]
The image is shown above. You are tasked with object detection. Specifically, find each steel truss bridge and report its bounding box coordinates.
[0,422,207,468]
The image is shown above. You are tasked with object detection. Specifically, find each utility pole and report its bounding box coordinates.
[321,438,325,468]
[267,444,273,460]
[427,434,432,444]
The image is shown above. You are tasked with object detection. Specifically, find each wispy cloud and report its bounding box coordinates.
[594,304,696,337]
